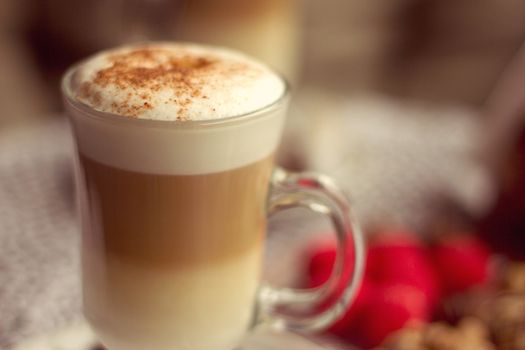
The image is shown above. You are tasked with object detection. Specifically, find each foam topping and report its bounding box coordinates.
[72,43,285,121]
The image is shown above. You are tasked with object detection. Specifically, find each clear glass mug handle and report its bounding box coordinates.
[257,167,365,332]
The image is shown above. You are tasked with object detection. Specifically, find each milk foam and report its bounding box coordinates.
[66,43,288,175]
[68,100,285,174]
[72,43,285,121]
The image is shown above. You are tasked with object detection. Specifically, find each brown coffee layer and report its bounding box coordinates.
[79,154,273,267]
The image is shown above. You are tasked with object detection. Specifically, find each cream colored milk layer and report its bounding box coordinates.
[65,43,287,175]
[84,247,261,350]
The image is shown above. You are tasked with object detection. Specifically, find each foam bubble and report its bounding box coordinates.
[72,43,285,121]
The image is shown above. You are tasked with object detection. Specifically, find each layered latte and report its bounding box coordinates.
[63,43,287,350]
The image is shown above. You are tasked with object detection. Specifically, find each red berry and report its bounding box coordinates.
[366,231,440,308]
[306,236,364,334]
[306,236,356,287]
[305,231,439,348]
[356,282,429,348]
[328,279,374,337]
[307,240,337,287]
[430,234,491,296]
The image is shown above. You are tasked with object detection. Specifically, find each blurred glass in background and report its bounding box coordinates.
[2,0,525,122]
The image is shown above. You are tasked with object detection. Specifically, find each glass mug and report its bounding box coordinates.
[62,47,364,350]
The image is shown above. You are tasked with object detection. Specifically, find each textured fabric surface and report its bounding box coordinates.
[0,120,82,349]
[295,94,492,230]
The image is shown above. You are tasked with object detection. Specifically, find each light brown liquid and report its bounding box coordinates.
[79,153,274,268]
[80,153,275,349]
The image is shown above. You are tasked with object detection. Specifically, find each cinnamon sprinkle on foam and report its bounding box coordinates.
[73,43,285,121]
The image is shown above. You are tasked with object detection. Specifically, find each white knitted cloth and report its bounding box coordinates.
[291,93,493,230]
[0,120,82,349]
